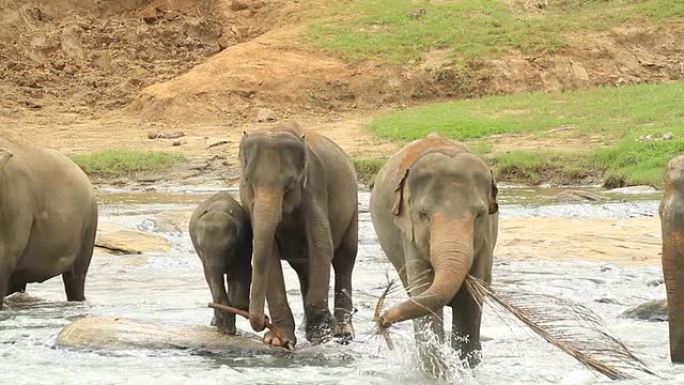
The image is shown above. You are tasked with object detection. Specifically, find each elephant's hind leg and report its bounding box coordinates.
[63,222,96,302]
[332,212,358,341]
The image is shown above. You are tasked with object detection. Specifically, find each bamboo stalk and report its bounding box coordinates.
[208,303,295,351]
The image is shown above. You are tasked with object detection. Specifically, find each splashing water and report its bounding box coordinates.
[0,187,679,384]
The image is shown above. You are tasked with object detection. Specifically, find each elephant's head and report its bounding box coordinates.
[666,155,684,192]
[239,124,308,331]
[379,151,498,326]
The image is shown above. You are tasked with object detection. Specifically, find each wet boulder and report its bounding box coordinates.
[56,317,350,358]
[607,185,659,195]
[95,223,171,255]
[619,299,668,322]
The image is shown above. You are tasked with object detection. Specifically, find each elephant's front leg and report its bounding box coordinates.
[451,247,490,368]
[264,245,296,347]
[450,286,482,367]
[303,205,336,343]
[202,264,234,334]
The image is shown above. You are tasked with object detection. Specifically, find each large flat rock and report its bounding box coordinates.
[95,224,171,255]
[56,317,349,358]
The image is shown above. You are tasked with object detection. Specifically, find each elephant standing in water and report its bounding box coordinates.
[370,133,498,370]
[660,154,684,363]
[239,122,358,347]
[189,191,252,335]
[0,138,98,309]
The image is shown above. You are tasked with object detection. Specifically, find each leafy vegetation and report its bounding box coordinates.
[71,150,184,176]
[364,81,684,186]
[353,158,386,187]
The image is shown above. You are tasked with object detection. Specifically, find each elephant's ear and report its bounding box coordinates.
[0,148,14,169]
[488,171,499,215]
[391,168,410,216]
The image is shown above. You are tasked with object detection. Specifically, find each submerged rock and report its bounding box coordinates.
[607,185,659,195]
[554,190,603,203]
[619,299,668,322]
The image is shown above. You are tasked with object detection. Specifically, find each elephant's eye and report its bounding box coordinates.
[418,209,429,219]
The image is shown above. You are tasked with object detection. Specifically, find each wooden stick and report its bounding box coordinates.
[208,303,295,351]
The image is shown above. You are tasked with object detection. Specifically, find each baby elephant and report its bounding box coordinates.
[189,191,252,334]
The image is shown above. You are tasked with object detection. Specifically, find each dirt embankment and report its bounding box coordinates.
[0,0,300,116]
[1,1,683,187]
[128,19,684,124]
[4,0,681,126]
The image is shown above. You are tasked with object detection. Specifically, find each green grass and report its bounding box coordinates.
[71,150,184,176]
[365,81,684,186]
[306,0,683,65]
[369,82,684,140]
[353,158,386,187]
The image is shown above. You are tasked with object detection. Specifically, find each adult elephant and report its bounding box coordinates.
[239,122,358,347]
[660,154,684,363]
[0,137,98,309]
[370,133,498,370]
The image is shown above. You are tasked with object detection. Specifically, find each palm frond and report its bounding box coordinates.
[464,275,656,381]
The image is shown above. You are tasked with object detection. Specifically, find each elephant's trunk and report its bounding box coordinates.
[380,214,474,326]
[248,188,283,332]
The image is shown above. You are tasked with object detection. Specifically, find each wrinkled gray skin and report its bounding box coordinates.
[239,122,358,348]
[660,154,684,363]
[189,191,252,335]
[370,134,498,372]
[0,138,98,309]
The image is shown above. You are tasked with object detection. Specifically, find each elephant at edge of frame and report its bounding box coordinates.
[0,137,98,309]
[660,154,684,363]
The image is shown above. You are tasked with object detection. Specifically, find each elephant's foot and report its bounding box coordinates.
[460,349,482,368]
[333,322,354,344]
[263,327,296,350]
[305,310,336,344]
[212,311,237,335]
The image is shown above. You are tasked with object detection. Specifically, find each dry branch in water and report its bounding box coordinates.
[209,302,295,351]
[373,279,396,351]
[464,276,656,381]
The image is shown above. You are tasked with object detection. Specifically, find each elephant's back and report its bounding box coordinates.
[2,137,94,204]
[306,132,358,244]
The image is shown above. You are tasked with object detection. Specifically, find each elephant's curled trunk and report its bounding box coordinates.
[379,214,474,326]
[248,189,283,332]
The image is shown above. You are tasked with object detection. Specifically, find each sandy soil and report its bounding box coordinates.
[498,216,661,266]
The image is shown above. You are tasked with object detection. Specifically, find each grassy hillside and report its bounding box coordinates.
[364,81,684,186]
[306,0,683,65]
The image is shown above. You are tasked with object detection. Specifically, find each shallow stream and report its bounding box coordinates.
[0,185,679,384]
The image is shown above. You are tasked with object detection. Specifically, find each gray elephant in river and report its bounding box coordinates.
[370,133,498,369]
[239,122,358,347]
[189,191,252,335]
[0,138,98,309]
[660,154,684,363]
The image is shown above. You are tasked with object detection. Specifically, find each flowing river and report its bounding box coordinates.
[0,184,679,384]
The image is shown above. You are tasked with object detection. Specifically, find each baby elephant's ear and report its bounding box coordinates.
[488,171,499,215]
[0,148,14,169]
